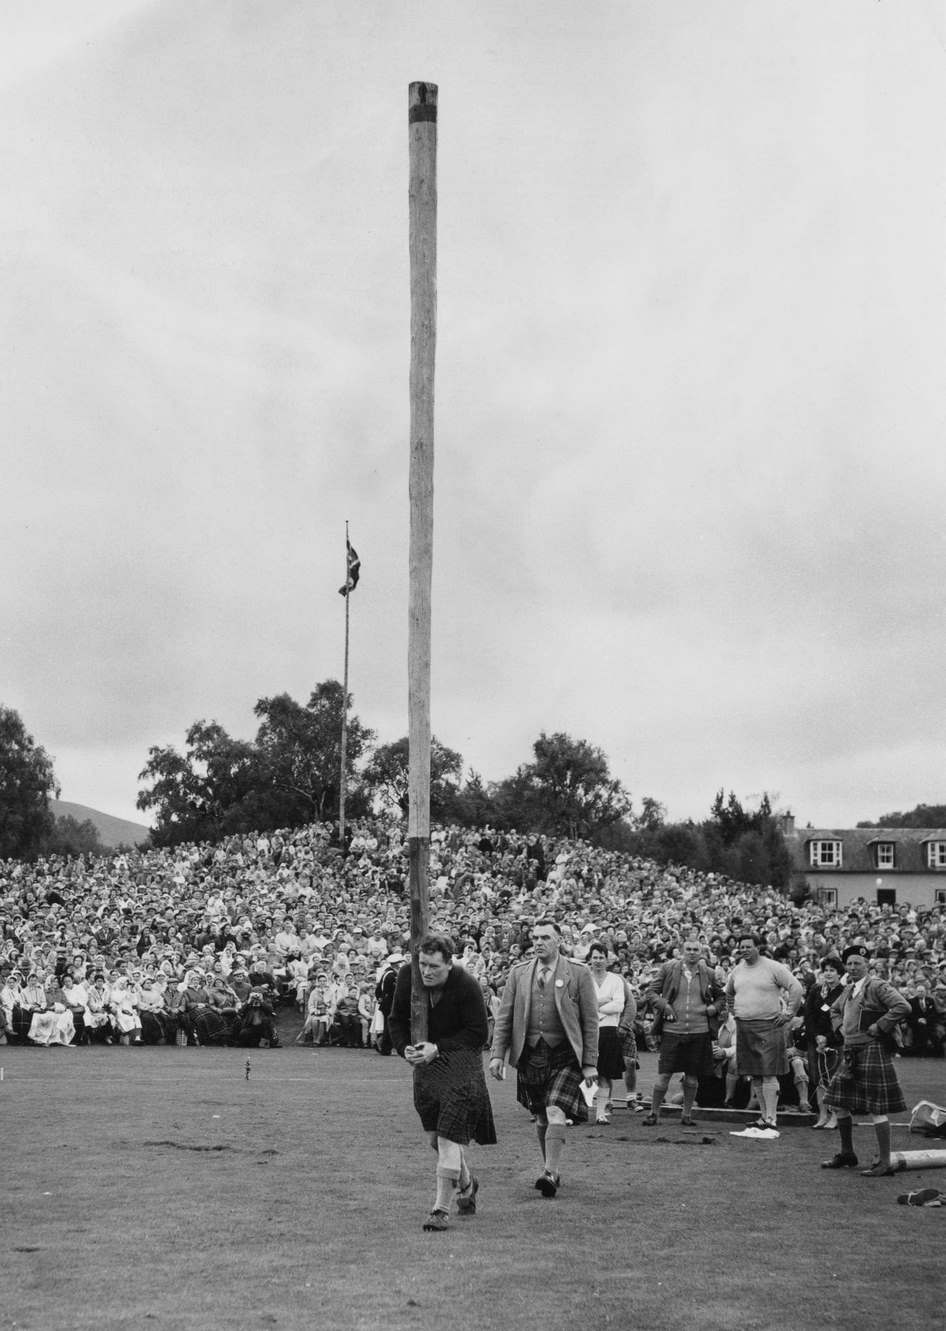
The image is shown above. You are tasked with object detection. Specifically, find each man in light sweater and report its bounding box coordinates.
[724,932,803,1133]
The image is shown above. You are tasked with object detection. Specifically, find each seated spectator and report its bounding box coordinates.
[235,989,278,1047]
[136,977,171,1044]
[332,981,361,1047]
[108,975,143,1045]
[297,974,336,1045]
[59,974,88,1044]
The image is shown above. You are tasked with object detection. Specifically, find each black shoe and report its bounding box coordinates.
[821,1152,859,1169]
[534,1170,560,1198]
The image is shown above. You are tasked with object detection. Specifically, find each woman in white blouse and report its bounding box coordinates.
[588,942,627,1124]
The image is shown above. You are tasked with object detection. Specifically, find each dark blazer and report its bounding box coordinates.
[388,961,488,1055]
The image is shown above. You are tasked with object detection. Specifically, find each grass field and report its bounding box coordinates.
[2,1044,944,1331]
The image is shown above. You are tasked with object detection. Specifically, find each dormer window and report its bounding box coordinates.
[874,842,896,870]
[926,841,946,870]
[810,840,842,868]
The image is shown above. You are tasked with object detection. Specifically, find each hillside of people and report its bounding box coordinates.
[1,819,944,1061]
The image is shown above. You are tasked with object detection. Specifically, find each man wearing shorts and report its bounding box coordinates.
[489,917,598,1198]
[725,932,802,1132]
[389,933,497,1232]
[642,936,725,1126]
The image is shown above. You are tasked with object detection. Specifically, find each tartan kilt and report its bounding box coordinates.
[824,1042,907,1116]
[413,1047,497,1146]
[620,1029,639,1065]
[516,1040,588,1123]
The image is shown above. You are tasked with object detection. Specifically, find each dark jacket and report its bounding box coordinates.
[388,961,488,1056]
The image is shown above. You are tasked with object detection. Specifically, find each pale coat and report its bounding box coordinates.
[490,953,599,1070]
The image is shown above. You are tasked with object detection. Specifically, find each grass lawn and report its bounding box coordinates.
[2,1044,944,1331]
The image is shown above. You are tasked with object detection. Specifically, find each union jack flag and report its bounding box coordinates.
[338,539,361,596]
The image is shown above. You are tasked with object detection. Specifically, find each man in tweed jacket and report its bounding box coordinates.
[490,917,598,1198]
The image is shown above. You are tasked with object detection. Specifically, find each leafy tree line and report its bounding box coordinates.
[857,803,946,829]
[0,706,106,860]
[1,693,800,892]
[610,789,794,892]
[135,683,633,849]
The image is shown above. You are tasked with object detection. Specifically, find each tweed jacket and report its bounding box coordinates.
[490,954,599,1071]
[645,959,725,1038]
[829,976,910,1047]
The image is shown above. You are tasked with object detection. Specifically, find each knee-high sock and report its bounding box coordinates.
[837,1112,854,1154]
[874,1117,891,1163]
[535,1120,548,1163]
[434,1167,459,1212]
[457,1148,471,1191]
[760,1077,779,1123]
[545,1122,566,1174]
[682,1076,698,1115]
[651,1075,670,1116]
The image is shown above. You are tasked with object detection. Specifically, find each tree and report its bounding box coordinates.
[636,795,666,832]
[42,814,104,859]
[491,732,631,840]
[857,802,946,828]
[253,682,374,825]
[0,706,58,860]
[137,720,266,846]
[362,734,462,820]
[137,681,375,847]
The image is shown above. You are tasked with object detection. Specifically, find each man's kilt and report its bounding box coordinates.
[516,1039,588,1122]
[413,1047,497,1145]
[824,1041,907,1116]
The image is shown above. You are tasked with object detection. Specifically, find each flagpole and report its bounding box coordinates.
[339,521,350,844]
[407,80,437,1044]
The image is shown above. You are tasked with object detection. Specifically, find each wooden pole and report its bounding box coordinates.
[339,522,350,844]
[407,80,437,1043]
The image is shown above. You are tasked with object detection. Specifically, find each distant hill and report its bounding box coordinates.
[51,800,151,849]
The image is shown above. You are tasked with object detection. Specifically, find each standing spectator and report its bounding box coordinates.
[643,936,725,1127]
[586,943,626,1124]
[489,917,598,1199]
[375,951,405,1056]
[724,933,802,1133]
[821,944,910,1176]
[802,956,845,1128]
[389,932,496,1232]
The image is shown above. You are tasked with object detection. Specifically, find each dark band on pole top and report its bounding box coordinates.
[409,81,438,123]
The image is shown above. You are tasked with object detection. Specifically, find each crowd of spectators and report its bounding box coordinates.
[1,818,945,1063]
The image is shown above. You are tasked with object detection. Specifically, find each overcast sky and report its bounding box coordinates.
[3,1,945,831]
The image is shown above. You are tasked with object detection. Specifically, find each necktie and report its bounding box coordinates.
[538,966,550,989]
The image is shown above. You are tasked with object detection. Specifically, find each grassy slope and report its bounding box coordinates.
[1,1048,943,1331]
[50,799,151,848]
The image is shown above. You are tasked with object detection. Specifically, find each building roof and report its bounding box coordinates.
[788,827,946,874]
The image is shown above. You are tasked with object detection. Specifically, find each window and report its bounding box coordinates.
[875,842,896,870]
[810,840,842,868]
[934,889,946,906]
[927,842,946,870]
[815,886,838,907]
